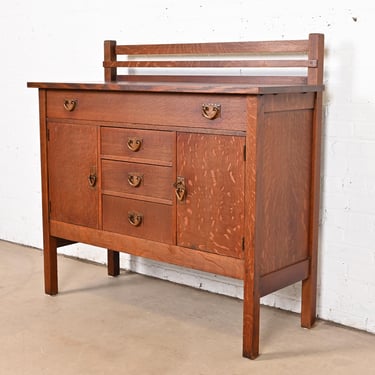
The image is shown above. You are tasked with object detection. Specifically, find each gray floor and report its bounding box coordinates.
[1,240,374,375]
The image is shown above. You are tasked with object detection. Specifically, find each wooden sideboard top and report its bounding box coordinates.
[27,80,323,94]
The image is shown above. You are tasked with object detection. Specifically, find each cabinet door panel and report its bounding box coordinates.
[48,122,99,228]
[177,133,245,258]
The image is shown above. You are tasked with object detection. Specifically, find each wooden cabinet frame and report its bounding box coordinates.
[28,33,324,359]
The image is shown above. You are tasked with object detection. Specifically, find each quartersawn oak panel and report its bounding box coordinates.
[50,220,244,280]
[257,109,313,276]
[177,133,245,258]
[46,90,247,131]
[101,160,173,202]
[101,127,174,165]
[102,195,173,244]
[48,122,99,228]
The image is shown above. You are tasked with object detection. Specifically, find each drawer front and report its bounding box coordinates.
[46,90,246,131]
[101,127,174,165]
[101,160,173,201]
[102,195,173,244]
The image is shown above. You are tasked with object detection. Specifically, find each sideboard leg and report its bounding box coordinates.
[242,286,260,359]
[44,236,58,295]
[107,249,120,277]
[301,88,322,328]
[301,268,317,328]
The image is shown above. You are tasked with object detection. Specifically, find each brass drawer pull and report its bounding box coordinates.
[174,176,186,201]
[127,137,142,152]
[127,173,143,187]
[202,103,221,120]
[88,173,97,187]
[63,99,78,112]
[127,211,143,227]
[88,166,97,187]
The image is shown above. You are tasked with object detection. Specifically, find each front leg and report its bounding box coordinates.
[44,235,58,295]
[243,269,261,359]
[107,249,120,276]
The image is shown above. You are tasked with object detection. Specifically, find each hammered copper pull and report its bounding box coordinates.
[127,173,143,188]
[202,103,221,120]
[174,176,186,202]
[63,99,78,112]
[127,211,143,227]
[127,137,142,152]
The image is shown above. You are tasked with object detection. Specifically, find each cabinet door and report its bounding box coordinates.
[176,133,245,258]
[47,122,99,228]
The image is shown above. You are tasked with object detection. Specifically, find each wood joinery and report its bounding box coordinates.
[28,33,324,359]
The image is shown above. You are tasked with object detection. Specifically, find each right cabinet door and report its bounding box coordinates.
[176,133,245,258]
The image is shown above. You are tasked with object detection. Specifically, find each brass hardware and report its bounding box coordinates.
[174,176,186,201]
[127,211,143,227]
[127,137,142,152]
[127,173,143,187]
[202,103,221,120]
[63,99,78,112]
[88,173,97,187]
[88,166,97,187]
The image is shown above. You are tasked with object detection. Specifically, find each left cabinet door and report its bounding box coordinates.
[47,122,99,228]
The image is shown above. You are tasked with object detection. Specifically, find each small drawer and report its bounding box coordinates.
[46,90,246,131]
[102,195,173,244]
[101,128,174,165]
[101,160,173,202]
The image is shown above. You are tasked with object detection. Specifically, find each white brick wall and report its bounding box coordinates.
[1,1,374,334]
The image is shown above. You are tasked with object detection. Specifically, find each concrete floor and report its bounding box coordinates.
[1,240,374,375]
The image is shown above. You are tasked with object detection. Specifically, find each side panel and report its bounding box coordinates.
[257,106,313,275]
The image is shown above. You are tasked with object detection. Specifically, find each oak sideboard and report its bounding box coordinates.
[28,33,324,359]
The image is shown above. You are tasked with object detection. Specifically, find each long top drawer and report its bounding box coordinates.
[46,90,247,131]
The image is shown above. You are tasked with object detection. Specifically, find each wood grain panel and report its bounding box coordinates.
[260,260,309,297]
[263,92,315,113]
[177,133,245,258]
[101,127,174,165]
[101,160,173,202]
[48,122,99,228]
[114,39,310,55]
[46,90,247,131]
[30,81,323,94]
[102,195,173,244]
[257,110,313,275]
[50,220,244,279]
